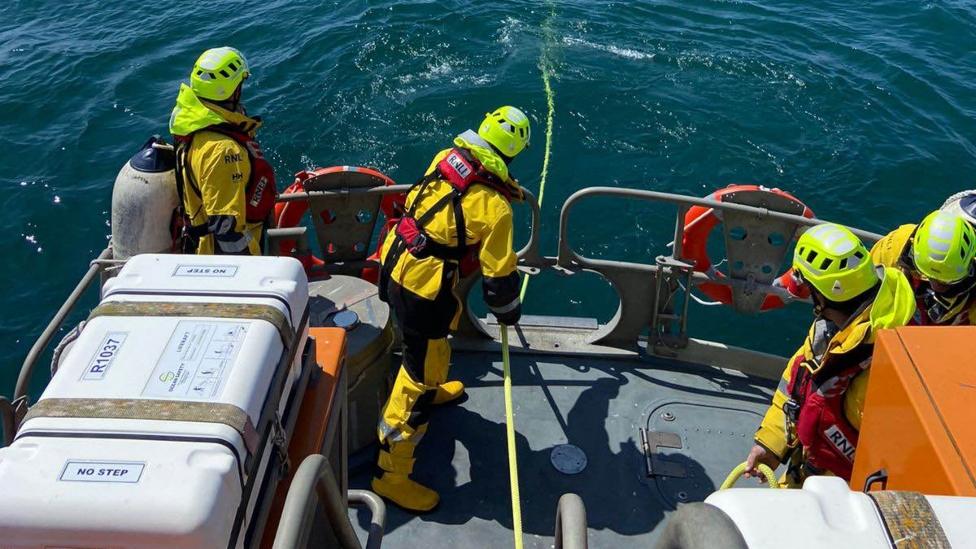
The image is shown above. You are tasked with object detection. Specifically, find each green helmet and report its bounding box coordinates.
[189,47,249,102]
[913,210,976,284]
[793,223,878,302]
[478,106,531,158]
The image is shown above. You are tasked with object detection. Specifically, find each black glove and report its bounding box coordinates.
[493,301,521,326]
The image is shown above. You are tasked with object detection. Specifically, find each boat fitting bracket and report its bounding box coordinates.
[639,428,687,478]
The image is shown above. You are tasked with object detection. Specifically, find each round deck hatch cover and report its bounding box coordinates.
[330,310,360,330]
[550,444,587,475]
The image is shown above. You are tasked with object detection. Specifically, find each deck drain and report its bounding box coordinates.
[550,444,587,475]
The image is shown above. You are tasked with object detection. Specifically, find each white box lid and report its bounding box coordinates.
[0,436,240,548]
[102,254,309,328]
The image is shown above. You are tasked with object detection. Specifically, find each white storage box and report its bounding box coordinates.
[0,254,310,548]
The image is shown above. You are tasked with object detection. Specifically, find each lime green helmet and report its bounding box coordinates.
[793,223,878,302]
[189,47,249,102]
[478,106,531,158]
[913,210,976,284]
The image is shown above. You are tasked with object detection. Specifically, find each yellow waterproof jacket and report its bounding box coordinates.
[754,267,915,461]
[871,224,976,325]
[380,132,522,317]
[170,83,263,255]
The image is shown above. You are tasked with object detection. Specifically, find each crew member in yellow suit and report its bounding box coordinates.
[170,47,276,255]
[744,224,915,486]
[374,106,532,511]
[871,210,976,325]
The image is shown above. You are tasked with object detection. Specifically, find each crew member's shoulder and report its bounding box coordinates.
[191,130,247,160]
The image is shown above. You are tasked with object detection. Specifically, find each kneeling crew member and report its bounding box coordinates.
[871,210,976,325]
[374,106,531,512]
[744,223,914,486]
[169,47,275,255]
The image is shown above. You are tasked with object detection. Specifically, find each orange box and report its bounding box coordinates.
[851,327,976,496]
[260,327,347,548]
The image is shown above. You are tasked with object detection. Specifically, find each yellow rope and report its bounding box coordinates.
[720,462,780,490]
[501,326,524,549]
[519,6,557,303]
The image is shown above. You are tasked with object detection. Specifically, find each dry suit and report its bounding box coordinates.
[754,267,914,486]
[169,83,275,255]
[375,131,523,482]
[871,224,976,325]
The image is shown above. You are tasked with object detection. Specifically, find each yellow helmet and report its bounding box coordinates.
[912,210,976,284]
[189,47,249,102]
[793,223,878,302]
[478,106,531,158]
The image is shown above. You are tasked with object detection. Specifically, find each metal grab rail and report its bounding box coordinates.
[272,454,385,549]
[15,247,112,402]
[554,493,588,549]
[557,186,883,271]
[551,187,884,348]
[277,184,546,267]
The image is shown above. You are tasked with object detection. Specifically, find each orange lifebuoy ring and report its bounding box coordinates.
[272,166,403,281]
[680,184,814,310]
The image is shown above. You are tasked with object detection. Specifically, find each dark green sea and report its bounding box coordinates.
[3,0,976,398]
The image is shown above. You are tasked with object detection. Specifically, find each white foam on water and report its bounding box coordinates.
[563,36,655,61]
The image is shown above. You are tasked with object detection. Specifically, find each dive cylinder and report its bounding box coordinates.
[111,136,178,259]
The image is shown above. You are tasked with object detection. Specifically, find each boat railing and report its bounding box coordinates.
[276,183,882,350]
[554,187,883,349]
[272,453,385,549]
[13,247,113,404]
[554,493,588,549]
[11,183,885,419]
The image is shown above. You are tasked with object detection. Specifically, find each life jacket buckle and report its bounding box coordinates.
[395,216,432,258]
[784,398,800,423]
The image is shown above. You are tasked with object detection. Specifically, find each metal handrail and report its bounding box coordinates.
[276,184,545,266]
[557,186,883,271]
[272,454,385,549]
[15,246,112,401]
[554,493,588,549]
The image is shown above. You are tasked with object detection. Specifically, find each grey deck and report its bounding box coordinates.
[349,349,775,548]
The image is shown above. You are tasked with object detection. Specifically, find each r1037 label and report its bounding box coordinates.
[81,332,127,381]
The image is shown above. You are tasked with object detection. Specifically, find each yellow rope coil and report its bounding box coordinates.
[501,327,524,549]
[720,462,779,490]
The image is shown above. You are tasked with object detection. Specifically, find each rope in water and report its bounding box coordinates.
[500,326,524,549]
[504,10,557,548]
[518,10,557,303]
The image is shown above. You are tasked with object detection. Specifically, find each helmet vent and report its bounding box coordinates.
[821,258,834,270]
[837,257,847,269]
[219,69,229,78]
[806,250,818,264]
[228,62,238,71]
[854,250,865,259]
